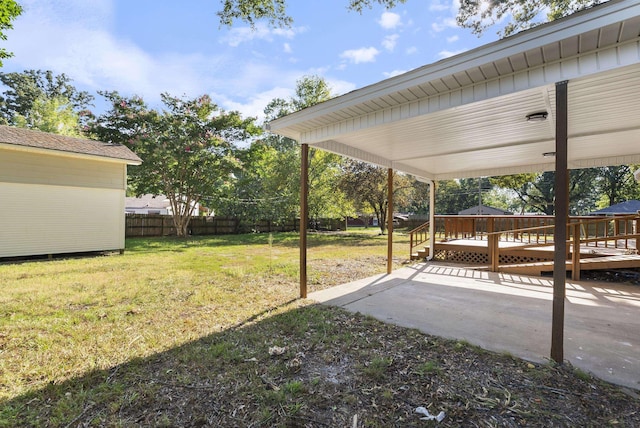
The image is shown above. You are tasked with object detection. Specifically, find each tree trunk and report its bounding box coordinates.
[377,201,387,234]
[168,194,196,237]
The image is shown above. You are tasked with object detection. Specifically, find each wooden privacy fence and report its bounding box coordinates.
[125,214,344,237]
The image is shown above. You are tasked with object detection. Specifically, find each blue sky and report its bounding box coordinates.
[2,0,501,122]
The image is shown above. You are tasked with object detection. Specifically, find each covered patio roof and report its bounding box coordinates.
[267,0,640,181]
[268,0,640,365]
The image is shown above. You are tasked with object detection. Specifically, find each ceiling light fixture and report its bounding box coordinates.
[526,112,548,122]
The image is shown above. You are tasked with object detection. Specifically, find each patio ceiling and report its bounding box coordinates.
[267,0,640,181]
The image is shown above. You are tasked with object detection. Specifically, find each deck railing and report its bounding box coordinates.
[409,221,431,257]
[409,214,640,276]
[484,214,640,280]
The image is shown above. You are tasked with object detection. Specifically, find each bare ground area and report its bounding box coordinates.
[4,257,639,427]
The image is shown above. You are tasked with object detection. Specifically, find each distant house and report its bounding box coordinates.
[0,125,141,258]
[125,194,171,215]
[125,194,201,216]
[589,200,640,216]
[458,205,513,215]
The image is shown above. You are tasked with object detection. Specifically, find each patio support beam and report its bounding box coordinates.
[551,80,569,364]
[300,144,309,298]
[428,180,435,260]
[387,168,394,274]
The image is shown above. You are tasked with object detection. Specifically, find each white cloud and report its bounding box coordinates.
[222,25,272,47]
[221,23,305,47]
[383,69,407,78]
[405,46,418,55]
[382,34,399,52]
[325,78,357,97]
[431,18,457,32]
[378,12,402,30]
[283,43,292,53]
[218,75,356,123]
[429,0,452,12]
[4,3,227,106]
[447,35,460,43]
[438,48,467,59]
[216,86,293,123]
[2,0,307,120]
[340,47,380,64]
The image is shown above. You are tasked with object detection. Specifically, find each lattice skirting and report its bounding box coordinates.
[432,249,549,265]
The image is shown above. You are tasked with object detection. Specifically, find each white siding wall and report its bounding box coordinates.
[0,149,125,188]
[0,148,128,258]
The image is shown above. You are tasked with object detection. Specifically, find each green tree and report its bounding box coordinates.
[14,95,80,136]
[290,76,354,224]
[89,91,259,236]
[290,74,332,110]
[595,166,640,208]
[0,0,22,66]
[491,169,599,215]
[218,0,411,27]
[216,0,596,37]
[432,178,494,215]
[341,160,412,234]
[0,70,93,127]
[224,75,352,228]
[402,178,431,216]
[308,149,354,227]
[458,0,604,36]
[215,137,300,228]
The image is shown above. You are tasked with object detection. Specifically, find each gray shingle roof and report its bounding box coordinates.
[0,125,142,164]
[590,200,640,215]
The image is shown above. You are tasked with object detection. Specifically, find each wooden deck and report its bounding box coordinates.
[414,237,640,278]
[409,214,640,278]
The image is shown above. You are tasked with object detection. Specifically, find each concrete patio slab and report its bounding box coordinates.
[308,262,640,391]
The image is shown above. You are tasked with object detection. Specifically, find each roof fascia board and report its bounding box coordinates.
[432,162,558,180]
[268,0,639,137]
[298,54,640,147]
[0,142,142,165]
[407,153,640,180]
[313,140,392,168]
[570,153,640,168]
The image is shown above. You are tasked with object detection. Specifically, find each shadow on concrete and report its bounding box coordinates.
[309,261,640,390]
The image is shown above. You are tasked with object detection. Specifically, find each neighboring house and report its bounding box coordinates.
[589,200,640,216]
[125,194,171,215]
[458,205,513,215]
[125,194,201,216]
[0,125,141,258]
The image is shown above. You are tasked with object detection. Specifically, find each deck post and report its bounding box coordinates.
[428,180,435,260]
[572,223,581,281]
[387,168,394,274]
[636,218,639,252]
[300,144,309,298]
[489,234,500,272]
[551,80,569,364]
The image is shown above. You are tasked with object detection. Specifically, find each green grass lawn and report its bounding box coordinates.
[0,230,408,425]
[2,230,638,427]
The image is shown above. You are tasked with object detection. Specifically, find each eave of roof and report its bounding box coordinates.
[0,125,142,165]
[268,0,638,139]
